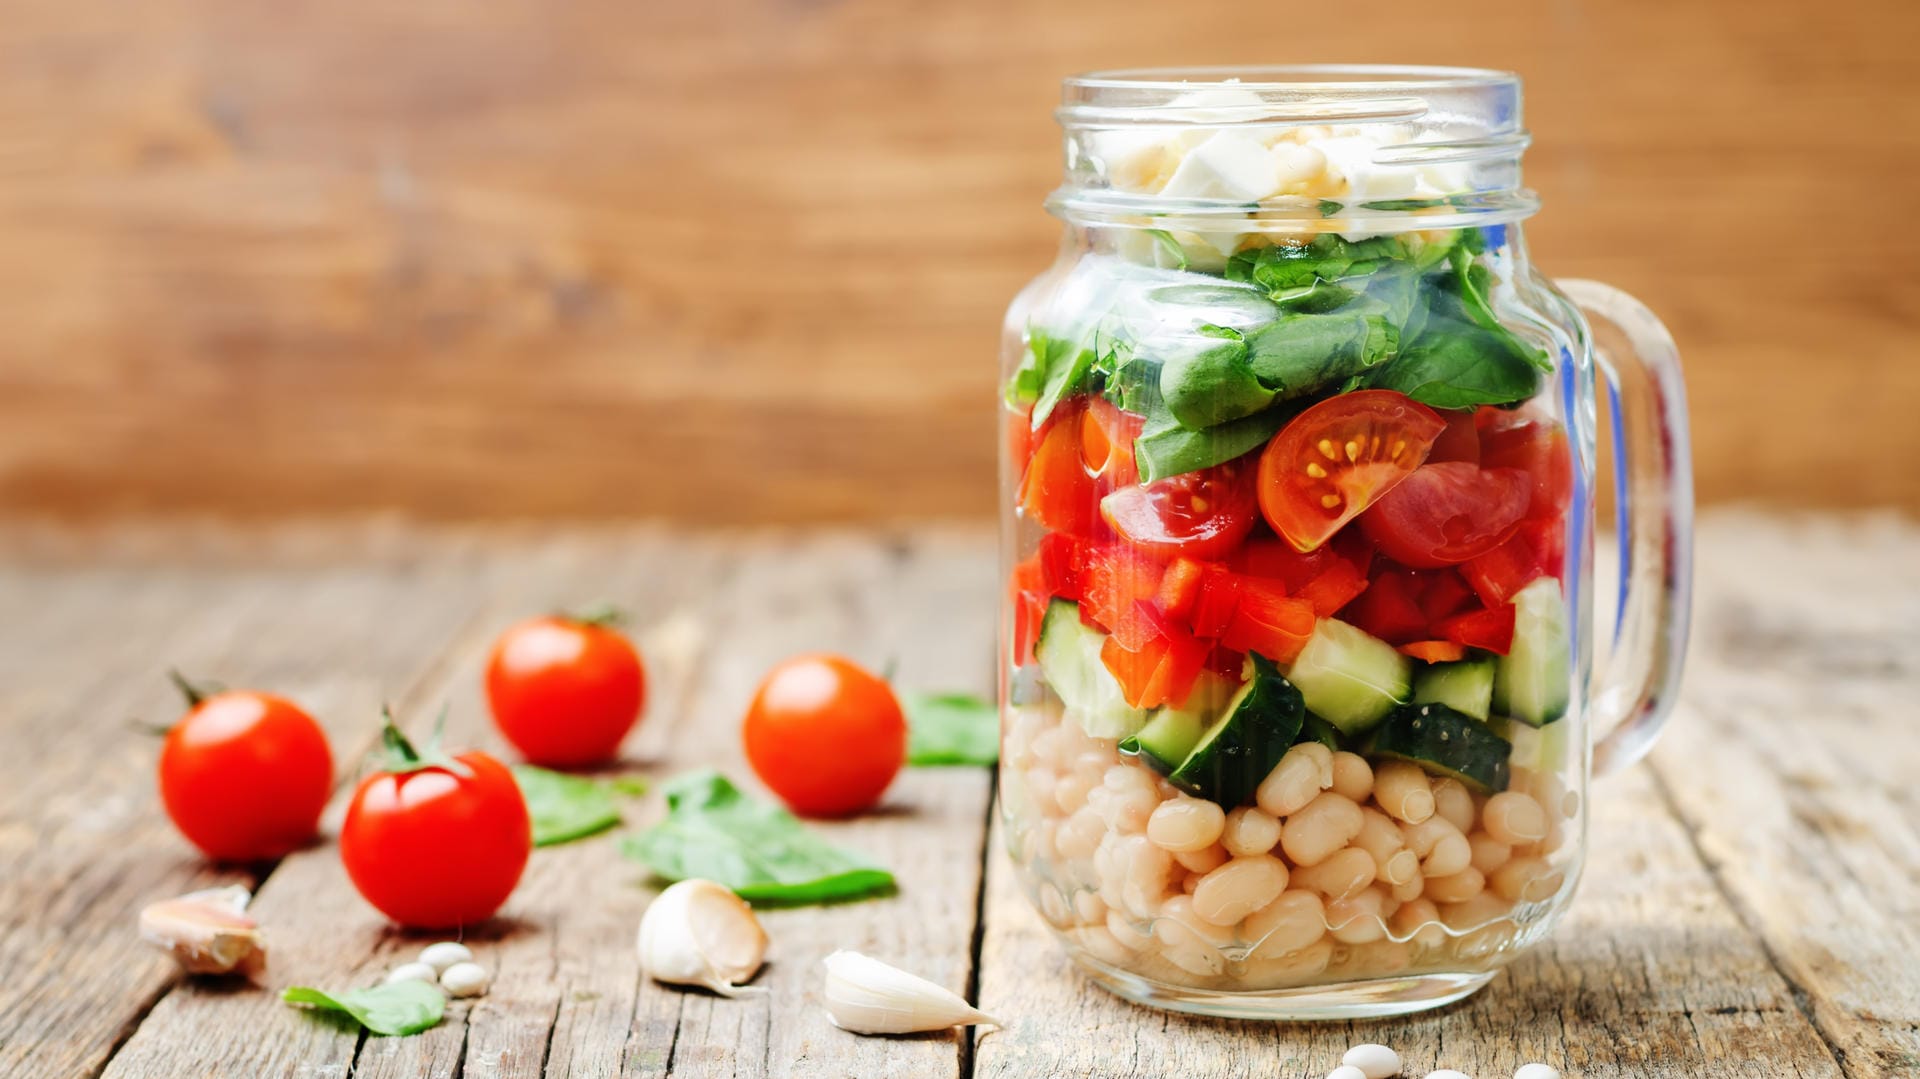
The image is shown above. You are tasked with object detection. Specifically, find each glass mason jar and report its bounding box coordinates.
[996,66,1692,1020]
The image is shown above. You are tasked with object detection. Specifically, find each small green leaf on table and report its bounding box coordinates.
[903,692,999,766]
[620,770,894,904]
[282,981,444,1036]
[512,764,637,847]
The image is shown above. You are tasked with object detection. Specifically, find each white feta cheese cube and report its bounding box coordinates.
[1159,132,1284,203]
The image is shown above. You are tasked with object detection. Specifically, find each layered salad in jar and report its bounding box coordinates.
[1001,101,1581,993]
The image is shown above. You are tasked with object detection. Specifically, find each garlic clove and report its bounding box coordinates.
[819,950,998,1035]
[637,879,767,997]
[138,885,266,977]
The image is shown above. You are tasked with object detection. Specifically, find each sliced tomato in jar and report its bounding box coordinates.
[1258,390,1447,553]
[1479,408,1573,520]
[1101,458,1258,563]
[1008,555,1047,665]
[1399,640,1469,663]
[1435,603,1517,655]
[1155,557,1209,623]
[1461,532,1545,608]
[1020,400,1147,537]
[1360,462,1531,568]
[1219,580,1317,664]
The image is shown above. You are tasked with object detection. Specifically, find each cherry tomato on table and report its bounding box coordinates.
[743,655,906,818]
[341,714,531,928]
[486,612,646,768]
[1257,390,1446,553]
[157,672,332,862]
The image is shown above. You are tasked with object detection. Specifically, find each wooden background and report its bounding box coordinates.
[1,0,1916,523]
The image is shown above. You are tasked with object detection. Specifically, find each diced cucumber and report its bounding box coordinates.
[1282,618,1412,736]
[1034,600,1147,740]
[1492,577,1572,727]
[1167,655,1305,807]
[1120,672,1237,774]
[1298,712,1344,751]
[1413,656,1497,722]
[1365,703,1513,795]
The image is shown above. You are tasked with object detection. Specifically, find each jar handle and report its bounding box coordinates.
[1559,279,1695,776]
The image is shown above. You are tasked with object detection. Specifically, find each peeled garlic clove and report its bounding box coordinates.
[138,885,266,977]
[637,879,767,997]
[819,950,998,1035]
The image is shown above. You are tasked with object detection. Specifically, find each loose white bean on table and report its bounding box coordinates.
[419,941,473,973]
[1515,1066,1562,1079]
[1342,1042,1402,1078]
[385,961,439,986]
[1327,1067,1368,1079]
[440,960,491,997]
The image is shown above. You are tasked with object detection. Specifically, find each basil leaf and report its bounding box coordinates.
[1153,333,1275,428]
[283,982,444,1037]
[1244,314,1399,400]
[512,765,630,847]
[904,692,999,767]
[620,771,895,904]
[1145,229,1189,271]
[1365,298,1541,409]
[1134,404,1296,483]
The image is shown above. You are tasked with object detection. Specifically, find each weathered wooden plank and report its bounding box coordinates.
[1648,514,1920,1079]
[95,529,698,1079]
[0,526,510,1079]
[621,530,998,1079]
[973,753,1845,1076]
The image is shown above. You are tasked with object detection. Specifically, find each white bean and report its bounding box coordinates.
[1431,777,1476,833]
[1243,889,1326,960]
[1468,832,1513,875]
[1255,742,1334,817]
[1491,856,1563,903]
[1290,846,1376,901]
[385,962,438,985]
[1156,895,1236,945]
[1328,1068,1368,1079]
[419,941,472,974]
[1424,866,1486,904]
[1329,752,1374,802]
[1280,792,1365,867]
[1390,897,1446,948]
[1354,807,1420,886]
[1341,1042,1402,1079]
[1326,886,1390,944]
[1401,815,1472,878]
[1146,797,1226,852]
[440,961,490,998]
[1483,791,1549,844]
[1191,855,1289,927]
[1372,761,1435,824]
[1516,1064,1563,1079]
[1172,841,1230,875]
[1221,806,1283,857]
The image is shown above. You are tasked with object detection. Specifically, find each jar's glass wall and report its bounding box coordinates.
[995,213,1598,1012]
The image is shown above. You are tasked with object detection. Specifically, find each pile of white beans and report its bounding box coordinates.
[1003,698,1579,989]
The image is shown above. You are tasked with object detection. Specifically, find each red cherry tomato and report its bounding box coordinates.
[157,675,333,862]
[1429,408,1482,464]
[742,655,906,818]
[1100,457,1258,563]
[486,614,646,767]
[1018,399,1144,537]
[1478,408,1574,520]
[1360,462,1532,568]
[1257,390,1446,553]
[341,718,531,928]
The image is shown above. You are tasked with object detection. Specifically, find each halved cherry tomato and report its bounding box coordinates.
[1102,458,1258,563]
[1479,408,1573,520]
[1360,462,1531,568]
[1462,532,1545,608]
[1219,580,1316,664]
[1399,640,1469,663]
[1258,390,1447,553]
[1155,557,1209,623]
[1429,408,1482,464]
[1020,400,1144,537]
[1294,555,1370,618]
[1009,555,1048,665]
[1436,604,1517,655]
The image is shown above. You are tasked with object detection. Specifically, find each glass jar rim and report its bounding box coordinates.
[1065,64,1520,95]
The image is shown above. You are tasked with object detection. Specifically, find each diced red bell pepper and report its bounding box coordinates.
[1416,568,1478,624]
[1100,633,1164,708]
[1516,517,1566,580]
[1220,579,1317,664]
[1343,568,1429,645]
[1295,555,1370,618]
[1203,643,1245,680]
[1080,544,1165,644]
[1155,557,1209,624]
[1462,532,1543,608]
[1037,532,1088,601]
[1008,554,1048,664]
[1189,564,1242,640]
[1436,603,1517,655]
[1100,622,1207,710]
[1232,538,1330,592]
[1399,639,1469,663]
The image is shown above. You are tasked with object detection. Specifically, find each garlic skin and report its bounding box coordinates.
[637,879,767,997]
[138,886,266,977]
[819,951,998,1035]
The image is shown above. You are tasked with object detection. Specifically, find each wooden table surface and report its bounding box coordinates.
[0,511,1914,1078]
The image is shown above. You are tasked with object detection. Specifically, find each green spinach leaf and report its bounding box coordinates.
[1152,332,1275,428]
[1244,314,1399,400]
[620,771,894,904]
[1134,404,1297,483]
[513,765,632,847]
[283,982,444,1037]
[903,692,998,766]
